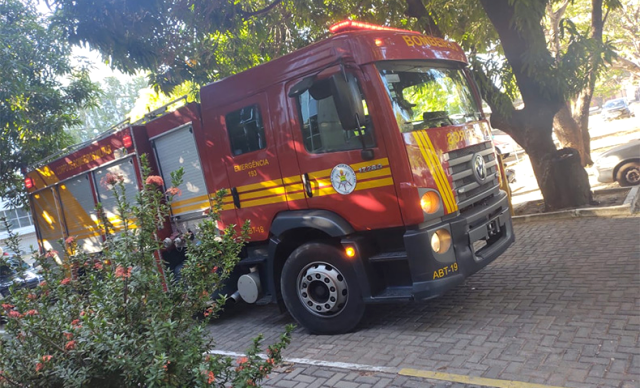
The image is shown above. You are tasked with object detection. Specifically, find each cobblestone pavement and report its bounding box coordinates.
[207,217,640,388]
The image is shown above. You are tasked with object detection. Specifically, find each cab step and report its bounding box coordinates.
[366,286,413,303]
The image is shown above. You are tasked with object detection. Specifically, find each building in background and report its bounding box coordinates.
[0,199,38,262]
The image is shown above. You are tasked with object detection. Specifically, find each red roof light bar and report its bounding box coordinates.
[329,20,418,34]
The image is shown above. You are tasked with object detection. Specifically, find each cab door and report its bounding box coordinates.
[285,71,403,231]
[216,94,286,241]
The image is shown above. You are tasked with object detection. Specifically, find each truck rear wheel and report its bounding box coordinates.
[281,242,365,334]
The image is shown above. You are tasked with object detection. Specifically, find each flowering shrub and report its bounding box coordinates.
[0,156,292,387]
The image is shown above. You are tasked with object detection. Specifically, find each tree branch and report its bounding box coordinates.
[241,0,284,18]
[405,0,443,38]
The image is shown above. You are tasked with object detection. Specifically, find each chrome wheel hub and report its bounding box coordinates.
[297,262,348,317]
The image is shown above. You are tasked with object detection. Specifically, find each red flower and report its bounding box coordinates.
[45,250,58,258]
[165,187,182,197]
[238,357,248,365]
[266,358,275,365]
[39,281,47,287]
[64,332,73,340]
[145,175,164,187]
[25,310,38,316]
[42,355,52,362]
[94,262,103,270]
[65,236,76,245]
[115,266,132,278]
[1,303,14,310]
[65,341,76,351]
[27,293,37,300]
[61,277,71,285]
[8,311,23,319]
[101,172,123,188]
[35,363,43,372]
[207,371,215,384]
[71,319,81,327]
[211,266,218,273]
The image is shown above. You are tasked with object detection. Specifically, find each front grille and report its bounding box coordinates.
[446,141,500,210]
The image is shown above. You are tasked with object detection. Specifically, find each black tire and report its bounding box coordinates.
[616,162,640,186]
[281,242,365,335]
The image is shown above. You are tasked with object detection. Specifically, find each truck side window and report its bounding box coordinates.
[296,78,374,154]
[225,104,266,156]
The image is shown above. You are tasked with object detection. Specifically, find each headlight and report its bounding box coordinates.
[420,191,441,214]
[431,229,452,254]
[596,155,620,168]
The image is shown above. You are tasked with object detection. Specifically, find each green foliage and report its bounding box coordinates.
[0,156,292,387]
[0,0,99,206]
[68,76,149,142]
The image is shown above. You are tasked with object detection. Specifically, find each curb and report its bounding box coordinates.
[513,186,639,223]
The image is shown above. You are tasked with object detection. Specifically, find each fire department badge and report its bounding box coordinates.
[330,164,357,195]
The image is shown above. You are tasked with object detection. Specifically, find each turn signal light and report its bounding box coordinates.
[345,247,356,258]
[420,191,441,214]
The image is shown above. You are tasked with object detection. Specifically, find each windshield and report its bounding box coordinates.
[377,61,480,133]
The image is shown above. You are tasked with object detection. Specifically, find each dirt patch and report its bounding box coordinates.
[514,188,631,216]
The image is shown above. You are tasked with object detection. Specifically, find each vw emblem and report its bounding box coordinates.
[472,154,487,183]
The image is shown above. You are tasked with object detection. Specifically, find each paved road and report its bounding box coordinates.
[207,216,640,388]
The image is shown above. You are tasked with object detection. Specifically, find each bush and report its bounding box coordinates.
[0,157,292,387]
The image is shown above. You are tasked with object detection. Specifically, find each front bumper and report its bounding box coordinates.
[595,166,615,183]
[404,191,514,300]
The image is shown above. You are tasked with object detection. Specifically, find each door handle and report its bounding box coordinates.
[231,187,241,209]
[302,173,313,198]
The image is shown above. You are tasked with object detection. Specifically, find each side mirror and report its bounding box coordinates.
[329,73,365,131]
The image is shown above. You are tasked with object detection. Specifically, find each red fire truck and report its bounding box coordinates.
[25,21,514,334]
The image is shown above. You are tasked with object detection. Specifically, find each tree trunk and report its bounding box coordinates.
[554,104,591,166]
[479,0,593,211]
[569,0,605,167]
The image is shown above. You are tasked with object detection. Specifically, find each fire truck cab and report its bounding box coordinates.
[26,21,514,334]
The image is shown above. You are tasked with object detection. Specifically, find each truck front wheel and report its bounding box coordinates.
[281,242,365,334]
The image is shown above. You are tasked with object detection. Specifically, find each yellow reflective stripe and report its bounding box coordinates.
[308,168,333,180]
[239,186,287,201]
[415,132,455,212]
[75,231,102,240]
[354,177,394,191]
[412,132,451,213]
[171,194,209,208]
[356,167,392,180]
[237,179,283,193]
[283,176,302,184]
[172,201,210,214]
[308,158,390,180]
[221,203,235,211]
[286,183,304,192]
[242,194,288,208]
[286,192,306,201]
[419,132,457,212]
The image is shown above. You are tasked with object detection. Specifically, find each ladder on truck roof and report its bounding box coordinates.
[29,96,189,171]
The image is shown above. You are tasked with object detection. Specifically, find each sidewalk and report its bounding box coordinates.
[209,216,640,388]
